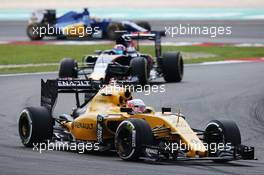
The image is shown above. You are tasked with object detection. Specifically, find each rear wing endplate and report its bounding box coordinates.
[41,79,101,112]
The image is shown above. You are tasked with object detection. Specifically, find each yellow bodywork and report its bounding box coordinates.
[63,85,207,157]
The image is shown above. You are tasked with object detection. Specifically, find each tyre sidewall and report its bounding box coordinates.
[130,57,148,85]
[58,58,78,78]
[18,107,53,147]
[162,52,184,82]
[115,119,153,160]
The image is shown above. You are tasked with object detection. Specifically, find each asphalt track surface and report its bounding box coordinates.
[0,62,264,175]
[0,20,264,43]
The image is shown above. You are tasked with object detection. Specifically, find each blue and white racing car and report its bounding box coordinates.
[27,8,151,40]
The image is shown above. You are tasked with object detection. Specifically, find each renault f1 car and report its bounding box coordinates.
[27,8,151,40]
[18,79,255,162]
[58,32,184,85]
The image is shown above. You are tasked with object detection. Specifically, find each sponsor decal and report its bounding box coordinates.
[58,80,91,87]
[145,148,159,155]
[97,123,103,143]
[72,122,94,129]
[131,130,136,147]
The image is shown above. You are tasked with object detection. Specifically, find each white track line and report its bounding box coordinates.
[200,60,252,65]
[1,60,263,77]
[2,40,264,47]
[0,63,59,69]
[0,72,56,77]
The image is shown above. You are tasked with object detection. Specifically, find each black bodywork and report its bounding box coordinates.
[81,31,167,83]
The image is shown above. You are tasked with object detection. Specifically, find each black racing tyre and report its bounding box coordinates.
[162,52,184,82]
[136,21,151,31]
[130,57,148,85]
[204,120,241,162]
[18,107,53,147]
[26,23,44,40]
[106,23,124,40]
[115,119,153,161]
[58,58,78,78]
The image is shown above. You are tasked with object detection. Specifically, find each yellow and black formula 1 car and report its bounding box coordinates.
[18,79,254,162]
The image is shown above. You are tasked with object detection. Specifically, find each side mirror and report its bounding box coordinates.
[162,107,171,114]
[120,107,133,113]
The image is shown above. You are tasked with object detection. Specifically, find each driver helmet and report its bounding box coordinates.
[126,99,146,113]
[113,44,126,55]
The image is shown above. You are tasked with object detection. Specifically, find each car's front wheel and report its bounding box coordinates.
[204,120,241,162]
[115,119,153,161]
[26,23,44,40]
[58,58,78,78]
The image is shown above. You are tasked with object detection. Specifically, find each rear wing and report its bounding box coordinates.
[116,31,165,58]
[41,79,101,113]
[121,31,165,40]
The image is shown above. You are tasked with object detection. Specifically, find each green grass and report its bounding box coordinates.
[0,65,58,74]
[0,44,111,65]
[0,44,264,74]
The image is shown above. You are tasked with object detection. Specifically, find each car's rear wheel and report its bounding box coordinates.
[115,119,153,161]
[27,23,44,40]
[162,52,184,82]
[58,58,78,78]
[18,107,53,147]
[204,120,241,162]
[130,57,148,85]
[136,21,151,31]
[106,23,124,40]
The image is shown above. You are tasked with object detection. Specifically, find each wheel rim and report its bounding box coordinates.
[205,124,225,144]
[115,122,135,158]
[205,123,227,157]
[19,110,32,144]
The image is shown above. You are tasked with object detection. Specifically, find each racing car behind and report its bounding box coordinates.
[27,8,151,40]
[58,31,184,85]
